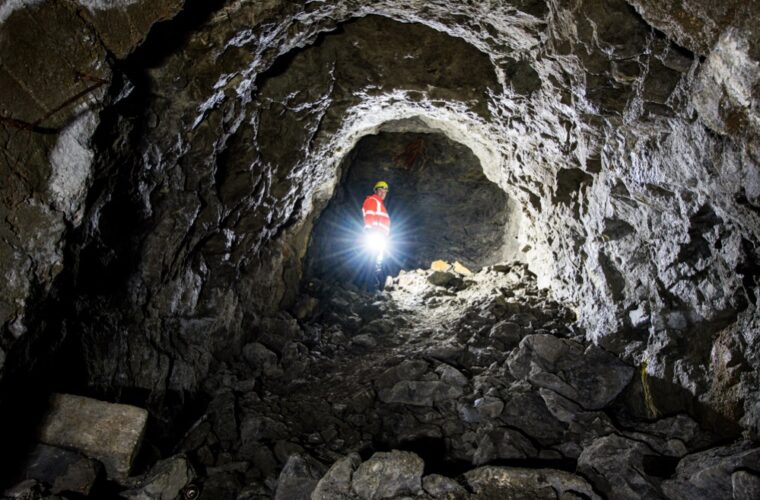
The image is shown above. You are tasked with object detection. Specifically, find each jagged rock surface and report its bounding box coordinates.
[0,0,757,437]
[143,264,757,498]
[1,0,760,498]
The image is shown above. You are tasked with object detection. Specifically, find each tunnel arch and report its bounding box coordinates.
[303,127,522,286]
[0,0,760,492]
[2,1,759,469]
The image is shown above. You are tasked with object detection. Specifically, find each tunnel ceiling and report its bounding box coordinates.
[1,0,760,459]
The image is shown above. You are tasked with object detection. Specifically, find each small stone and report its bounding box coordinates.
[121,455,195,500]
[351,334,377,349]
[242,342,282,377]
[274,454,326,500]
[474,396,504,419]
[431,260,452,271]
[458,402,480,424]
[376,359,429,388]
[427,270,458,287]
[452,261,472,275]
[435,364,468,387]
[422,474,467,499]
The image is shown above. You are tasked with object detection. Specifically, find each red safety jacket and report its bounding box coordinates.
[362,194,391,235]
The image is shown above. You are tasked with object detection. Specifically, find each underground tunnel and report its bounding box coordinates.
[1,1,760,499]
[305,129,514,286]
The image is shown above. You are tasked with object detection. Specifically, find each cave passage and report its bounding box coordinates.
[2,0,760,498]
[305,131,511,286]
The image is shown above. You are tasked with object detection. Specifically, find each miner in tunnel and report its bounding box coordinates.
[362,180,392,290]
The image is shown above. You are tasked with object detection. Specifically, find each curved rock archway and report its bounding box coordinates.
[305,129,516,285]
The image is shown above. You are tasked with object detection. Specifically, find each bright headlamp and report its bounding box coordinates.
[364,231,388,254]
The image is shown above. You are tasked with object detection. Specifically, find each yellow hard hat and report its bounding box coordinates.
[374,180,389,190]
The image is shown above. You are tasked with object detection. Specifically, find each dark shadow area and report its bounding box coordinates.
[397,437,472,477]
[304,131,511,288]
[609,368,744,448]
[123,0,227,70]
[642,455,680,478]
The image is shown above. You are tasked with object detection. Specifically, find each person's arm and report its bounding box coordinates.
[362,197,374,230]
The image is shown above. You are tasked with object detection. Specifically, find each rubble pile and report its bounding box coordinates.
[9,262,757,499]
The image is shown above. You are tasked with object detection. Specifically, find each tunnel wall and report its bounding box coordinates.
[0,0,759,434]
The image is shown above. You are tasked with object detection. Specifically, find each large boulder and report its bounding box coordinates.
[577,434,664,499]
[37,394,148,479]
[661,441,760,499]
[508,334,634,410]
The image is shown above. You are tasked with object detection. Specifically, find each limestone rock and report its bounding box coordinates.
[473,428,538,464]
[378,380,463,407]
[428,270,461,288]
[312,453,362,500]
[577,434,664,499]
[732,470,760,500]
[661,441,760,499]
[121,455,195,500]
[431,260,452,272]
[37,394,147,479]
[2,479,45,500]
[3,1,760,498]
[351,334,378,349]
[275,453,327,500]
[243,343,282,378]
[351,450,424,499]
[20,444,103,496]
[463,466,600,499]
[452,261,472,276]
[422,474,467,499]
[507,335,634,409]
[435,364,468,387]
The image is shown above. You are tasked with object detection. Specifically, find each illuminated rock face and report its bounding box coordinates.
[1,0,760,494]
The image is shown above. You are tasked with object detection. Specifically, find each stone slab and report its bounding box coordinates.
[38,393,148,479]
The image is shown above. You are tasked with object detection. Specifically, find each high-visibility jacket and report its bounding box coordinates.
[362,194,391,235]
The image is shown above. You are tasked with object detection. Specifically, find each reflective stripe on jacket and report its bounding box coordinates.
[362,194,390,235]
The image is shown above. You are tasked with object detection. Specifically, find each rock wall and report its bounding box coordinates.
[0,0,759,436]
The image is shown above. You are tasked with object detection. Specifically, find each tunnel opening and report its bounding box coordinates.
[304,130,512,288]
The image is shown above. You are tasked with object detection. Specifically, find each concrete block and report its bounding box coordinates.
[38,393,148,479]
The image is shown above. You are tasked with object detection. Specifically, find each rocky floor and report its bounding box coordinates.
[5,262,760,499]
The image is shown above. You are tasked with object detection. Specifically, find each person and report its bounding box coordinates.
[362,181,391,290]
